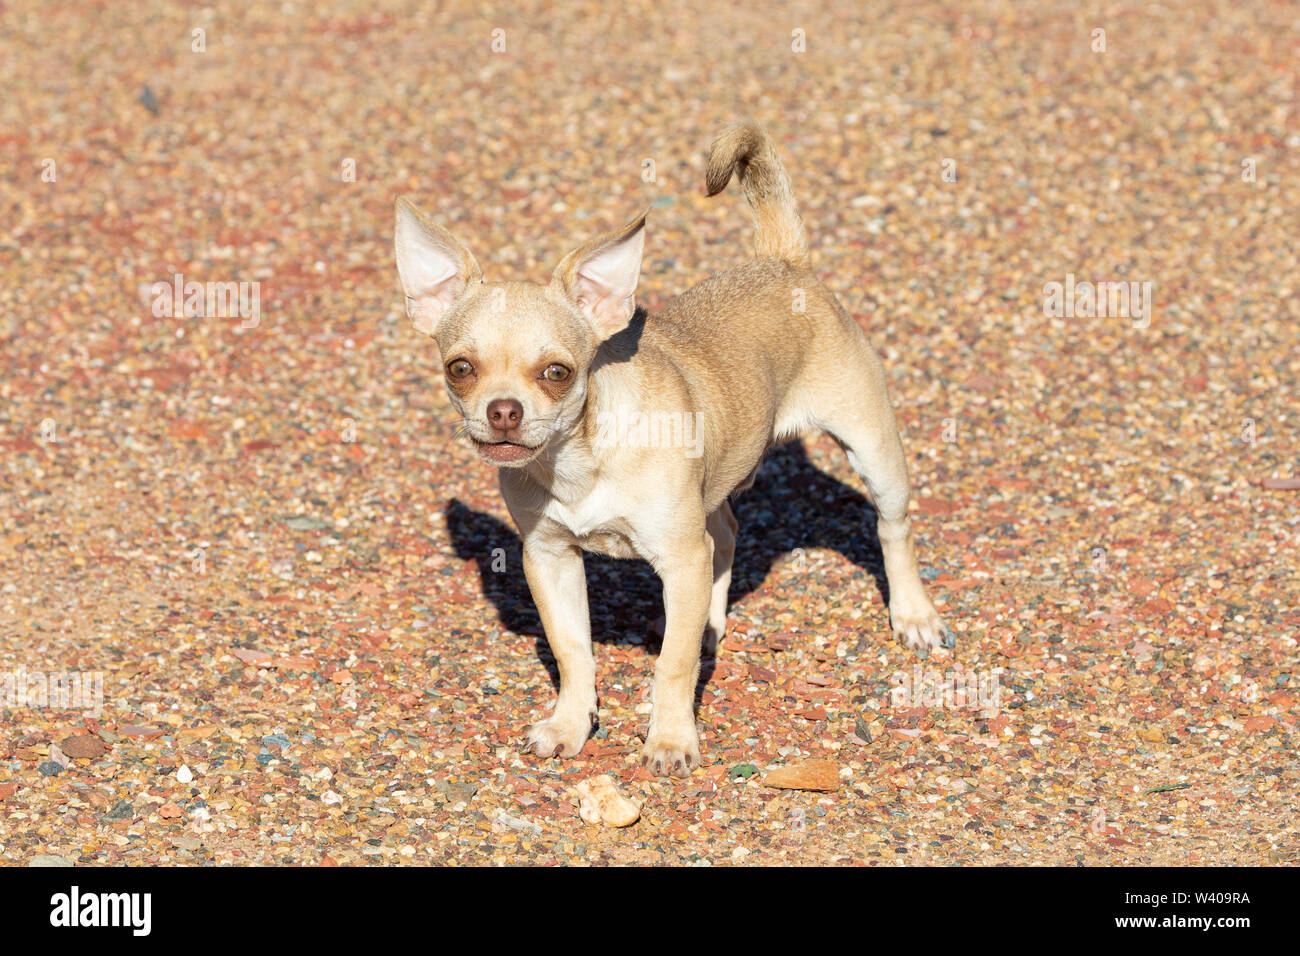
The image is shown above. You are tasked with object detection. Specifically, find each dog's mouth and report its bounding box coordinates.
[473,438,543,465]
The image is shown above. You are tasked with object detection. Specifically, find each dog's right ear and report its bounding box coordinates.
[394,197,483,337]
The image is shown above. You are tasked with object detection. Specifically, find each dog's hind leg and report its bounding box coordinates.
[703,500,738,658]
[796,338,952,654]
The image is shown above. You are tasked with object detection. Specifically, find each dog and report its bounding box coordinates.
[394,122,951,777]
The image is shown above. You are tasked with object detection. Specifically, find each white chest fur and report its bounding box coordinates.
[537,477,644,560]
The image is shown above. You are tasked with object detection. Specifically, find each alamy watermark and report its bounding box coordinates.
[594,408,704,458]
[151,273,260,329]
[888,664,1002,712]
[1043,273,1153,329]
[2,667,104,717]
[49,886,151,936]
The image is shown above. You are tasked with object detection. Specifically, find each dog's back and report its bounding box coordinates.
[606,124,873,507]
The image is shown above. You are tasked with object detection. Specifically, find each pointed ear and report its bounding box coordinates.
[552,210,647,339]
[394,196,482,337]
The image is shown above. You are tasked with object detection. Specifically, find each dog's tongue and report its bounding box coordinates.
[479,441,534,463]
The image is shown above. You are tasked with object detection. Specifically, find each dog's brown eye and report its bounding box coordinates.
[447,359,474,378]
[542,364,570,382]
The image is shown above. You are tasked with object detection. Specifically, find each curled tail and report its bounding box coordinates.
[705,122,810,267]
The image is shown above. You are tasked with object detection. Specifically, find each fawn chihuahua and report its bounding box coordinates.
[394,123,951,777]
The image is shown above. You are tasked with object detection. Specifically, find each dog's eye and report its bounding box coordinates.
[447,359,474,378]
[541,364,571,382]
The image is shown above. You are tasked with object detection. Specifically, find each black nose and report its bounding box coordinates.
[487,398,523,431]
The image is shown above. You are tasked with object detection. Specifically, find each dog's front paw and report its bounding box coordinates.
[524,709,595,759]
[641,728,701,778]
[890,600,954,655]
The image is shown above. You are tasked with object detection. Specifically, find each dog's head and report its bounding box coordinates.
[394,197,646,467]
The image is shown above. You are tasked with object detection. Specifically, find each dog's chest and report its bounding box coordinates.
[541,485,641,560]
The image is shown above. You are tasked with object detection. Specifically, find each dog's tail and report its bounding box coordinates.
[705,122,810,268]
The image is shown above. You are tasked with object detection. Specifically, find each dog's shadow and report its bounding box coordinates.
[444,442,889,707]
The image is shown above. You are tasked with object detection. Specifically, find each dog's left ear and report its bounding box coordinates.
[552,210,647,339]
[394,196,483,337]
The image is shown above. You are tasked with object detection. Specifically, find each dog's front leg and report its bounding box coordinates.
[643,532,713,777]
[521,538,597,759]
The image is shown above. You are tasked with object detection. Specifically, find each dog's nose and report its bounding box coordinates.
[487,398,523,431]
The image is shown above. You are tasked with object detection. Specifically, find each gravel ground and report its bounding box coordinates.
[1,0,1297,866]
